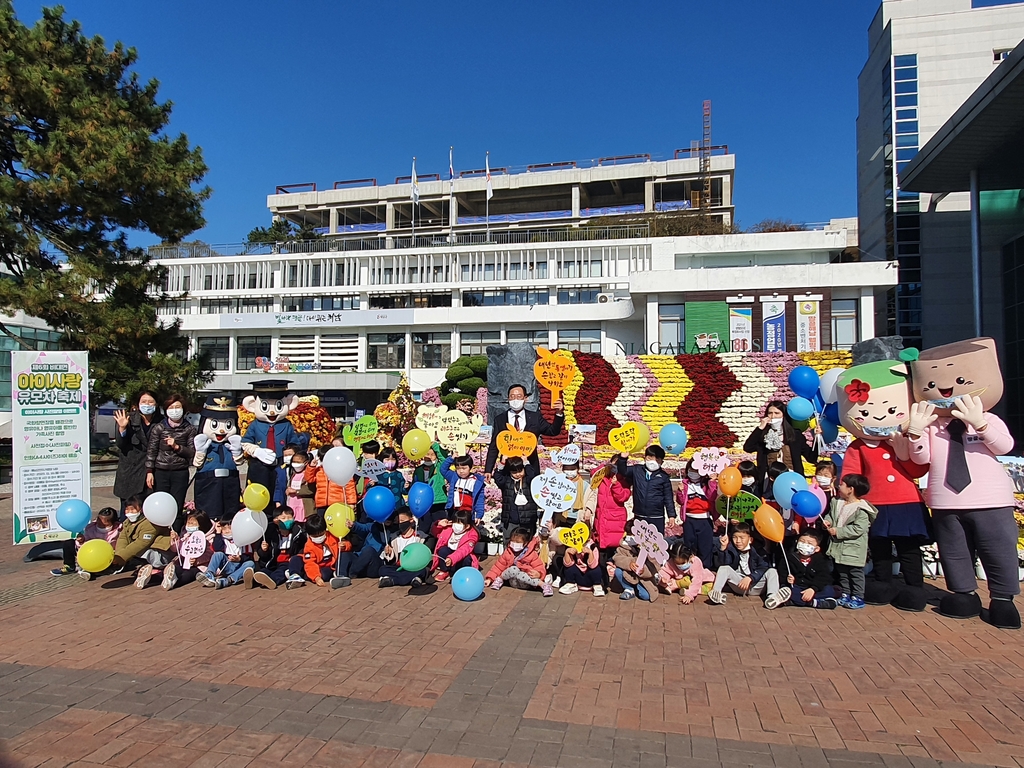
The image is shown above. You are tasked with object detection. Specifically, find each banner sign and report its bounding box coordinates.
[12,351,90,544]
[796,301,820,352]
[762,301,787,353]
[729,307,753,352]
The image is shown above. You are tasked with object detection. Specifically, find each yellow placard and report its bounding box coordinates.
[559,521,590,551]
[497,427,538,458]
[534,347,575,403]
[608,421,641,452]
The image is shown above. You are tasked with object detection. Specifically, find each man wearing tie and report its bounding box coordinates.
[485,383,565,481]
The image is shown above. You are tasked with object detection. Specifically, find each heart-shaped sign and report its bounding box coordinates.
[415,404,447,440]
[534,347,575,403]
[497,426,538,458]
[559,521,590,551]
[531,469,579,526]
[551,443,582,466]
[608,422,641,453]
[714,490,762,522]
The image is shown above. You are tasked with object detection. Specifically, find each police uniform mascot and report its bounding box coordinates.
[192,395,243,520]
[240,379,308,503]
[904,338,1020,629]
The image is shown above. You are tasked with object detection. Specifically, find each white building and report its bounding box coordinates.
[146,150,895,418]
[857,0,1024,349]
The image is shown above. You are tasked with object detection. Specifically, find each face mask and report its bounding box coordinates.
[645,460,660,472]
[280,519,294,530]
[564,470,578,479]
[222,534,232,542]
[422,461,434,470]
[678,561,691,571]
[309,534,327,545]
[167,408,184,421]
[796,542,817,556]
[452,523,466,534]
[815,476,832,487]
[742,476,755,486]
[399,521,415,533]
[862,424,901,438]
[139,403,156,415]
[770,418,783,428]
[291,464,306,474]
[687,471,700,482]
[509,542,524,552]
[383,460,396,470]
[508,399,525,412]
[125,512,140,523]
[185,525,199,533]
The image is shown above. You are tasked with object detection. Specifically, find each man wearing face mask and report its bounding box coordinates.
[484,383,565,482]
[616,445,676,534]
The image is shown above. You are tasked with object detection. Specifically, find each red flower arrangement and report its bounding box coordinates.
[674,353,742,446]
[572,352,622,445]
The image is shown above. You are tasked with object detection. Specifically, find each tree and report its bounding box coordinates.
[0,2,212,404]
[747,218,808,233]
[246,218,321,249]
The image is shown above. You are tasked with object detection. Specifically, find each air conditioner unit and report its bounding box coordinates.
[597,292,615,304]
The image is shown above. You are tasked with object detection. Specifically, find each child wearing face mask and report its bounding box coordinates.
[675,459,717,567]
[107,496,172,589]
[812,461,837,498]
[378,510,429,588]
[612,533,661,602]
[377,447,408,510]
[659,542,715,604]
[558,533,604,597]
[51,506,121,578]
[738,460,760,496]
[162,511,214,590]
[284,449,310,522]
[430,509,480,582]
[554,462,586,527]
[413,445,449,543]
[287,513,339,588]
[485,528,551,596]
[616,446,676,534]
[781,531,837,609]
[822,474,876,610]
[197,520,255,589]
[709,522,790,609]
[251,507,306,589]
[440,454,486,522]
[307,439,358,515]
[493,456,540,546]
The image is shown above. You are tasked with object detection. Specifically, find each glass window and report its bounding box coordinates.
[895,108,917,120]
[197,337,230,370]
[896,147,918,161]
[894,66,917,81]
[238,298,273,313]
[895,94,917,108]
[248,271,258,290]
[412,332,451,368]
[658,304,685,352]
[506,330,548,345]
[203,274,213,291]
[199,299,235,314]
[895,81,918,95]
[461,331,501,356]
[367,333,405,369]
[557,329,601,353]
[558,288,601,304]
[288,265,297,288]
[236,336,271,372]
[533,261,548,279]
[311,264,321,287]
[896,133,918,147]
[225,273,235,290]
[895,121,918,134]
[831,299,858,351]
[893,54,917,67]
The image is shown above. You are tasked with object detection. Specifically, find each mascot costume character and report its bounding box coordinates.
[192,395,243,520]
[836,360,931,611]
[241,380,308,503]
[904,338,1020,629]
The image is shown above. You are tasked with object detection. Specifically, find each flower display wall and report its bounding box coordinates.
[529,350,851,450]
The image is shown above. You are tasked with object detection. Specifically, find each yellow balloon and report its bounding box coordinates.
[633,422,651,451]
[77,539,114,573]
[325,503,354,538]
[243,483,270,512]
[402,429,432,461]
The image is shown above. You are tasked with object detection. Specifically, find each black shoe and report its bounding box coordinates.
[816,597,838,610]
[893,586,927,612]
[410,577,423,588]
[864,579,896,606]
[987,598,1021,629]
[938,591,982,619]
[378,577,394,588]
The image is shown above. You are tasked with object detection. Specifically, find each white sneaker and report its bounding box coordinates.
[134,564,153,590]
[161,567,178,591]
[552,577,561,589]
[709,589,727,605]
[765,587,792,610]
[544,573,553,585]
[593,584,606,597]
[558,583,578,595]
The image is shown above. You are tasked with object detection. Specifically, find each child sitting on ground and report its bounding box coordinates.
[783,531,837,609]
[709,522,790,609]
[287,513,338,588]
[51,506,120,578]
[251,507,305,589]
[612,534,661,602]
[198,519,255,589]
[659,541,715,604]
[558,532,604,597]
[822,473,876,610]
[431,509,479,582]
[485,527,551,596]
[162,511,214,590]
[378,510,428,588]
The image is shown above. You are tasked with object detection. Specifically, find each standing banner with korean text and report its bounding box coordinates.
[729,307,753,352]
[12,351,90,544]
[762,300,787,352]
[796,300,820,352]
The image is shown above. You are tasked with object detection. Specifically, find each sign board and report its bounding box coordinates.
[531,469,579,527]
[796,301,820,352]
[254,356,321,373]
[13,351,90,544]
[729,307,753,352]
[762,301,787,353]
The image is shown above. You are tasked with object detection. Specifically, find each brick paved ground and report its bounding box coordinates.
[0,486,1020,768]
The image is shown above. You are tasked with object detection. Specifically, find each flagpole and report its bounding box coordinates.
[486,150,490,244]
[411,156,417,249]
[449,146,455,245]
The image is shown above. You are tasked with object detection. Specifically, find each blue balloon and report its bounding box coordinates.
[831,453,844,475]
[451,566,485,601]
[787,397,814,422]
[407,482,434,518]
[773,471,809,510]
[658,423,688,455]
[820,418,839,444]
[56,499,91,533]
[363,486,396,523]
[791,490,823,520]
[822,402,840,425]
[788,365,821,400]
[812,392,825,412]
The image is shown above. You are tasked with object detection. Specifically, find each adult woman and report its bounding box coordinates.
[113,392,159,514]
[743,400,819,481]
[145,394,196,523]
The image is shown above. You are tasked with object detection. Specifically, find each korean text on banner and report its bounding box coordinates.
[12,351,90,544]
[762,301,787,353]
[796,300,820,352]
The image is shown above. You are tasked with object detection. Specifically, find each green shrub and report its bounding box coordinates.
[445,365,473,384]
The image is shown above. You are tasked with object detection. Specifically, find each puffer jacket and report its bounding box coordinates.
[114,517,171,561]
[146,419,197,472]
[114,410,154,499]
[612,541,660,587]
[824,498,877,567]
[486,536,546,581]
[593,477,631,548]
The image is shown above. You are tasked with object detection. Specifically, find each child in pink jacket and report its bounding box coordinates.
[659,542,715,604]
[430,509,479,582]
[485,529,551,596]
[51,507,121,577]
[559,533,604,597]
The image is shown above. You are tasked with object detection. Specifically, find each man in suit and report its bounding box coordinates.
[485,383,565,481]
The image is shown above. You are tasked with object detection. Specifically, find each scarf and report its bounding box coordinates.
[764,425,784,452]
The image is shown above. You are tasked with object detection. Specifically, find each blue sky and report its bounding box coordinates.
[21,0,880,244]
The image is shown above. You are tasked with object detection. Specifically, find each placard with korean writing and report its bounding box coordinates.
[13,351,90,544]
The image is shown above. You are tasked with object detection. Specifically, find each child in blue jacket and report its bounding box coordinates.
[376,447,407,510]
[441,454,486,521]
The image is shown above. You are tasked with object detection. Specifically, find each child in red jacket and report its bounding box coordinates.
[430,509,479,582]
[485,528,552,596]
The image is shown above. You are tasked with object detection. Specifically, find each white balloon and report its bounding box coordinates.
[819,367,846,404]
[142,491,177,527]
[322,446,357,485]
[231,509,267,547]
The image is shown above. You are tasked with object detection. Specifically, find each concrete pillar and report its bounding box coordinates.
[859,287,875,342]
[572,185,581,218]
[385,202,395,231]
[449,196,459,228]
[404,331,413,374]
[644,181,654,213]
[970,169,982,336]
[357,330,367,372]
[548,328,558,349]
[329,207,339,234]
[646,294,659,352]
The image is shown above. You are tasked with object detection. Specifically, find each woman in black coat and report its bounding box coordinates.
[146,393,197,522]
[112,391,159,514]
[743,400,819,482]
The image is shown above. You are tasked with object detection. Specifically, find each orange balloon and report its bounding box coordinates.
[718,467,743,498]
[753,504,785,543]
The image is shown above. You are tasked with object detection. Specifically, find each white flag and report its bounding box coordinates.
[485,152,493,201]
[411,157,420,205]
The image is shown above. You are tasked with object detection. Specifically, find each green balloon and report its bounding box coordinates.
[398,542,432,572]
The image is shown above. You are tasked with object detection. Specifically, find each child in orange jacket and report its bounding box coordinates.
[485,528,551,596]
[289,513,340,587]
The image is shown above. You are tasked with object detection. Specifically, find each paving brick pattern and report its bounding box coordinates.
[0,489,1020,767]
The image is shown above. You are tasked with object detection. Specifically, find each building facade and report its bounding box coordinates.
[857,0,1024,349]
